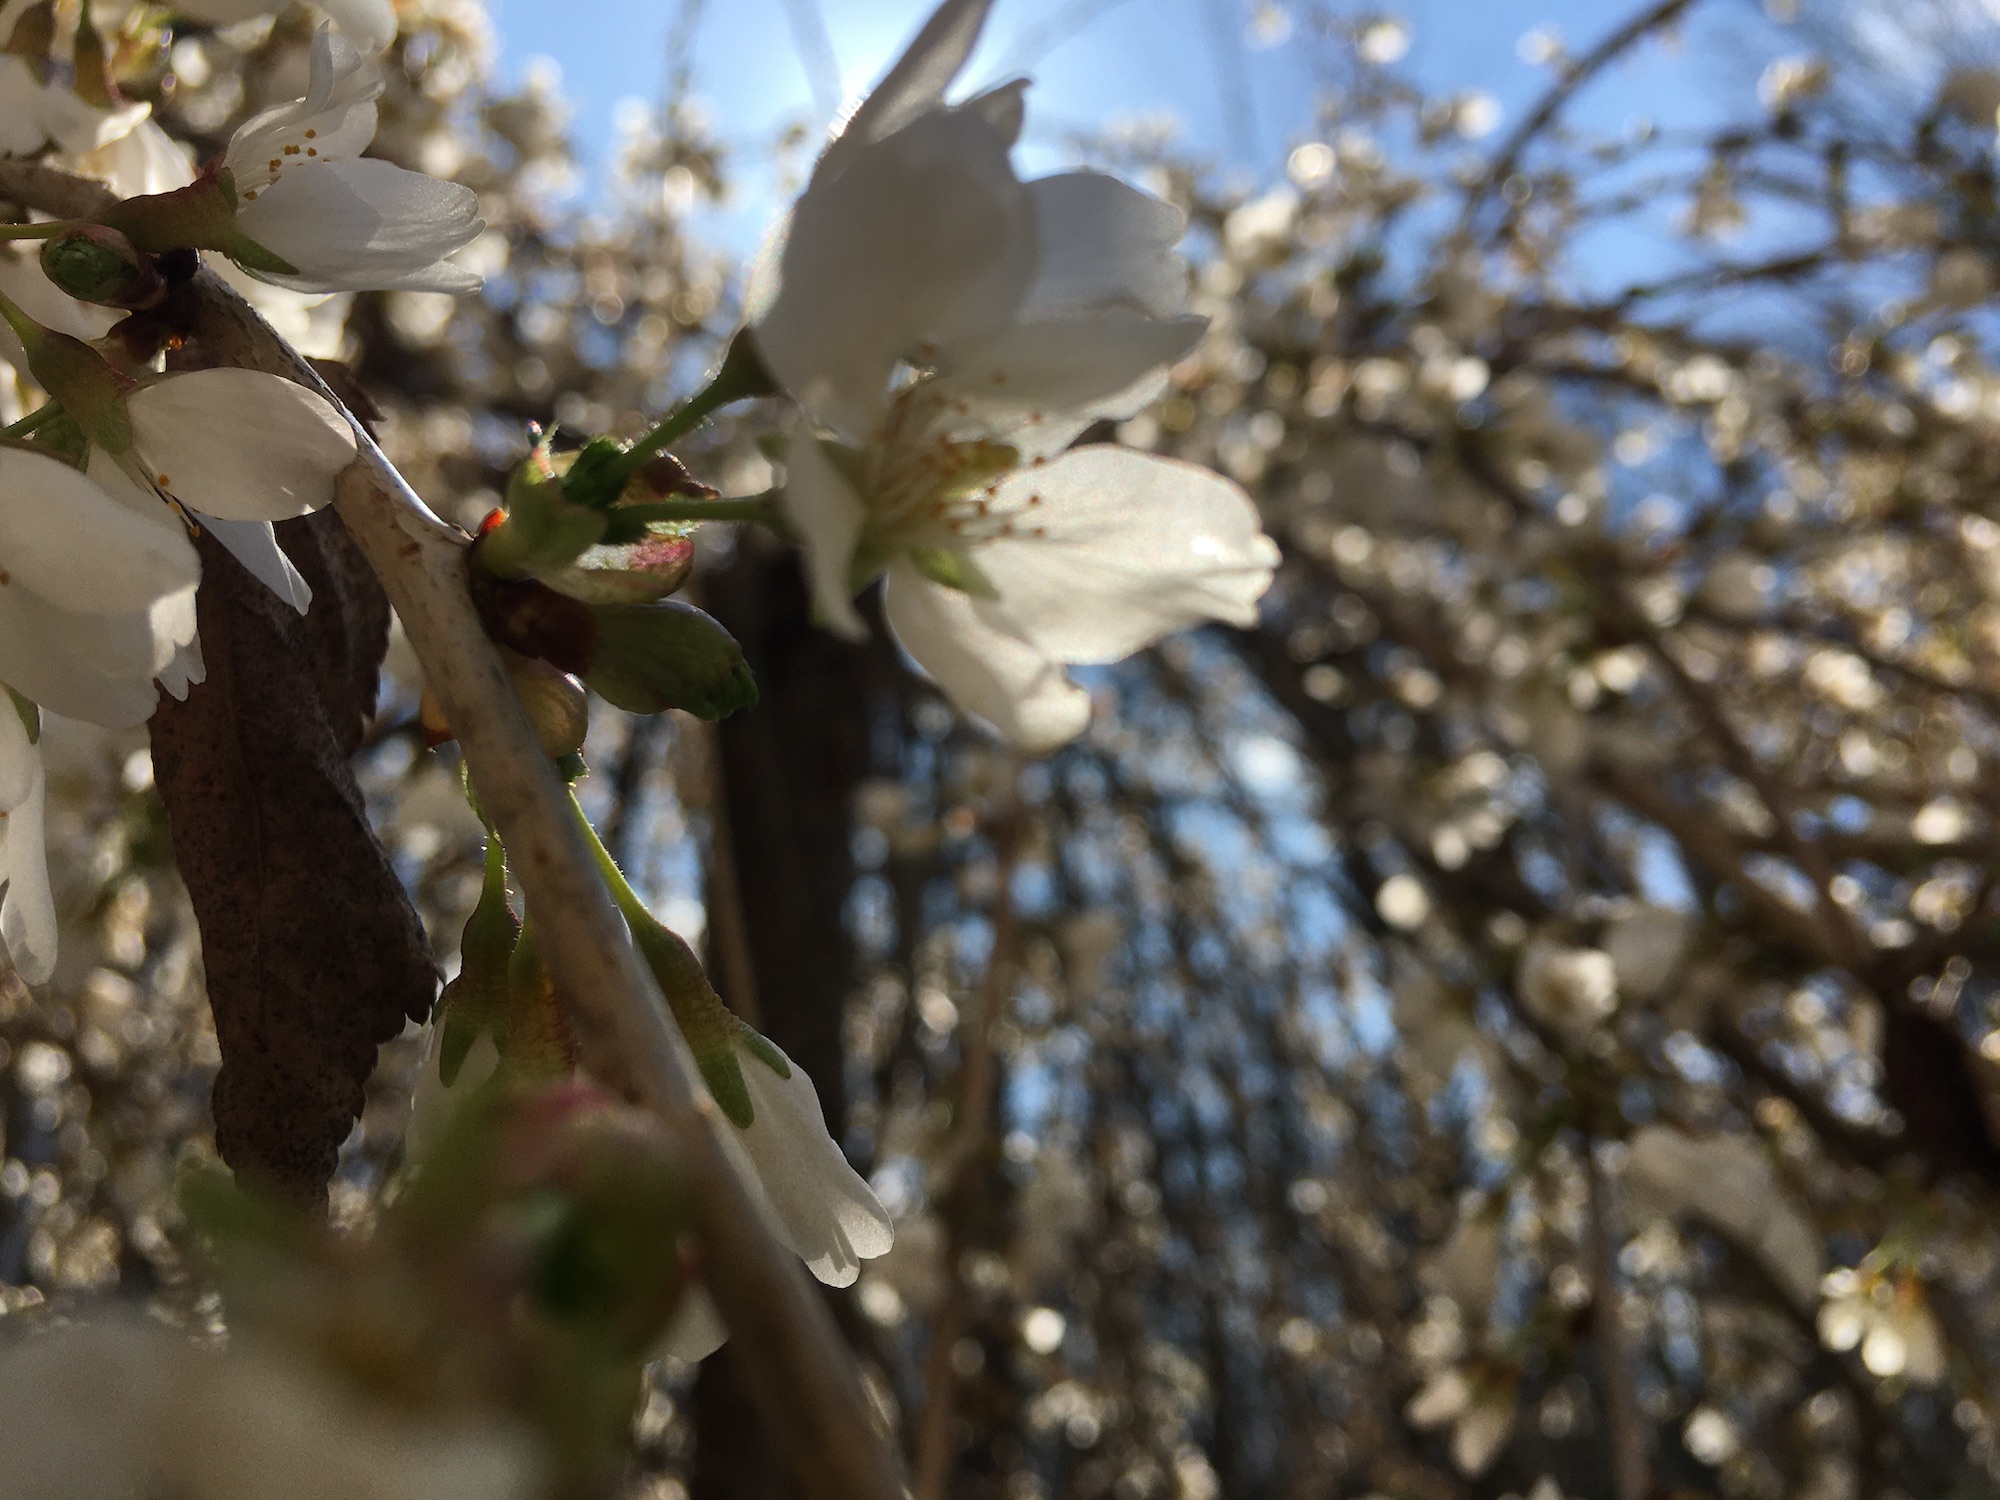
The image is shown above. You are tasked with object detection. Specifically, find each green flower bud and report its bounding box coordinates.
[39,225,165,311]
[582,600,758,720]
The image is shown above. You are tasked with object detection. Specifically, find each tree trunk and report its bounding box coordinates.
[688,535,891,1500]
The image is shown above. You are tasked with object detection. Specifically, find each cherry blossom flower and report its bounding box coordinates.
[0,446,205,981]
[0,446,200,729]
[753,0,1277,749]
[225,26,484,294]
[170,0,398,53]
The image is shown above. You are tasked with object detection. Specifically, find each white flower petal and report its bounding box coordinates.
[158,634,206,701]
[239,158,485,293]
[226,25,381,187]
[927,312,1205,456]
[883,564,1091,750]
[174,0,396,50]
[0,60,49,156]
[213,259,353,360]
[0,753,53,984]
[125,369,356,520]
[652,1288,730,1365]
[63,116,197,198]
[0,693,32,812]
[315,0,398,53]
[203,516,314,614]
[0,448,199,610]
[778,431,869,640]
[734,1036,894,1288]
[819,0,996,179]
[973,447,1277,662]
[0,587,168,726]
[38,88,149,158]
[758,105,1034,438]
[1020,172,1192,321]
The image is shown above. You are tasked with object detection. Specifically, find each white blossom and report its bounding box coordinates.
[170,0,398,53]
[95,367,358,525]
[755,0,1276,750]
[0,446,200,728]
[225,26,484,293]
[732,1031,894,1288]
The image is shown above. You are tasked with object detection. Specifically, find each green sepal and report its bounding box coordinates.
[0,301,133,457]
[24,408,89,468]
[846,532,892,596]
[555,750,589,784]
[739,1026,792,1081]
[908,546,998,599]
[557,434,633,514]
[8,689,38,746]
[480,436,609,579]
[436,836,518,1087]
[221,230,302,277]
[628,916,755,1128]
[695,1041,755,1130]
[505,919,574,1079]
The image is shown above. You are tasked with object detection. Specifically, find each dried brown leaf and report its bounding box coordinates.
[150,526,435,1204]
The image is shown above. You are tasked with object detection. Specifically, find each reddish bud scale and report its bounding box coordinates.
[474,575,597,676]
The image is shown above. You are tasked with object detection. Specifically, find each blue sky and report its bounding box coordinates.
[484,0,1791,252]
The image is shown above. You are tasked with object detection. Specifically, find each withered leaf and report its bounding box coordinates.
[150,526,435,1205]
[278,508,392,754]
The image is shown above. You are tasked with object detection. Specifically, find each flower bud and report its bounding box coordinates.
[506,655,590,760]
[476,444,607,580]
[39,225,165,311]
[582,600,758,720]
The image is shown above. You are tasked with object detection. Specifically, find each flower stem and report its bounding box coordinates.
[0,403,58,440]
[619,329,776,475]
[0,222,73,241]
[570,789,652,925]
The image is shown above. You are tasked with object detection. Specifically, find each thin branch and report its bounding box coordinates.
[1460,0,1701,242]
